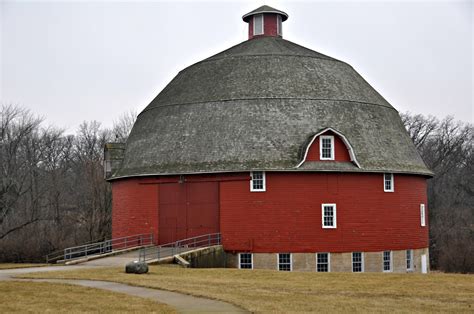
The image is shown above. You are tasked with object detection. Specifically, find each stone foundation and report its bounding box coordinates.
[226,248,429,273]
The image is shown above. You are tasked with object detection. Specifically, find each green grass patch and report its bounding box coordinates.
[0,281,175,313]
[18,266,474,313]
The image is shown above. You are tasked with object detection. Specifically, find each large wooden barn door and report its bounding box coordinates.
[158,181,219,244]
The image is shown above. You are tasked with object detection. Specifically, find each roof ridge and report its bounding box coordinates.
[139,97,397,118]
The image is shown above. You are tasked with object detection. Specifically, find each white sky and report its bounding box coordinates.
[1,0,472,133]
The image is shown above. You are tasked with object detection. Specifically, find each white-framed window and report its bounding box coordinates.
[320,135,335,160]
[317,253,330,272]
[406,249,413,271]
[420,204,426,227]
[277,15,282,36]
[384,173,394,192]
[383,251,392,272]
[253,14,264,35]
[352,252,364,272]
[250,171,266,192]
[278,253,292,271]
[321,204,337,228]
[239,253,253,269]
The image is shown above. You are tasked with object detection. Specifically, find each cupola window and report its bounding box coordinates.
[320,135,335,160]
[253,14,264,35]
[277,15,282,36]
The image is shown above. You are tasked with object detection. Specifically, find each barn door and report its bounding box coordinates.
[158,181,219,244]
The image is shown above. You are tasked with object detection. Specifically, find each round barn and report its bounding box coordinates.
[105,6,432,273]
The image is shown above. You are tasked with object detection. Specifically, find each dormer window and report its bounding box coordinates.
[320,135,335,160]
[253,14,264,35]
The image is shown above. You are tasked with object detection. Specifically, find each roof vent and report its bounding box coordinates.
[242,5,288,40]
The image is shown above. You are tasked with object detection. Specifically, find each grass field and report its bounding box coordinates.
[19,266,474,313]
[0,263,48,270]
[0,281,175,313]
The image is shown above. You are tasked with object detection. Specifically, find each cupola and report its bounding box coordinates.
[242,5,288,39]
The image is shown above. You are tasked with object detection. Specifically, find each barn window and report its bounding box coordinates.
[317,253,330,272]
[406,249,413,271]
[250,171,266,192]
[384,173,394,192]
[352,252,364,272]
[239,253,253,269]
[321,204,337,228]
[383,251,392,272]
[320,135,335,160]
[253,14,264,35]
[420,204,426,226]
[277,15,282,36]
[278,253,292,271]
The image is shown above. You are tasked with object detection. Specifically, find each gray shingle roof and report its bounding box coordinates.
[242,5,289,22]
[111,36,432,179]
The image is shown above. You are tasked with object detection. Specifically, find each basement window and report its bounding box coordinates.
[253,14,264,35]
[239,253,253,269]
[384,173,394,192]
[383,251,392,272]
[322,204,337,228]
[320,135,335,160]
[352,252,364,272]
[406,249,413,271]
[278,253,292,271]
[317,253,330,272]
[420,204,426,227]
[250,171,266,192]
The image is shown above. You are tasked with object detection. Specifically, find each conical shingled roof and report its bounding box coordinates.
[112,36,432,179]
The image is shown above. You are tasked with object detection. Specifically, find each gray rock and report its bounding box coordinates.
[125,261,149,274]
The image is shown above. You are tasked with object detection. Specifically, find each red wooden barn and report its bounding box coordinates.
[105,6,432,273]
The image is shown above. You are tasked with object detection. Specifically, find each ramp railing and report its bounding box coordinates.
[45,233,154,263]
[139,233,221,262]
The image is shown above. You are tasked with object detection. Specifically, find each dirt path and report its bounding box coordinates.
[0,266,247,313]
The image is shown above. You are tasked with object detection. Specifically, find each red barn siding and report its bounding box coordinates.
[112,178,159,244]
[248,14,280,39]
[219,172,428,252]
[111,172,428,253]
[305,131,351,162]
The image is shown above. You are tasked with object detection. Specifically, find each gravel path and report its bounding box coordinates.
[0,266,247,313]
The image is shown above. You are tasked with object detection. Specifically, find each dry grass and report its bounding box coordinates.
[0,281,175,313]
[0,263,48,270]
[19,266,474,313]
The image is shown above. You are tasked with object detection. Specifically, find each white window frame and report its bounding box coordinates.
[321,203,337,229]
[383,251,393,272]
[420,204,426,227]
[238,253,253,269]
[277,253,292,271]
[319,135,335,160]
[250,171,266,192]
[316,253,331,272]
[253,14,264,35]
[277,15,282,36]
[384,173,394,192]
[406,249,413,271]
[352,252,364,273]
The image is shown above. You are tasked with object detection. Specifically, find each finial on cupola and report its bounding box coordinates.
[242,5,289,40]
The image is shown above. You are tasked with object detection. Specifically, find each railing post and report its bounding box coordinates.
[208,234,211,246]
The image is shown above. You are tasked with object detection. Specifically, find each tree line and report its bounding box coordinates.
[0,104,472,272]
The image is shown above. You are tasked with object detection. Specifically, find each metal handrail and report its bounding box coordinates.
[139,233,221,262]
[45,233,154,263]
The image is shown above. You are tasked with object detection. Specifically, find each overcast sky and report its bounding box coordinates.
[1,0,472,133]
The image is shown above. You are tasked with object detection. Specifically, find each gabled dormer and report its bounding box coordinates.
[296,128,360,168]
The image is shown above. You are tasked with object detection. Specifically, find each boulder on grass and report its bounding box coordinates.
[125,261,149,274]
